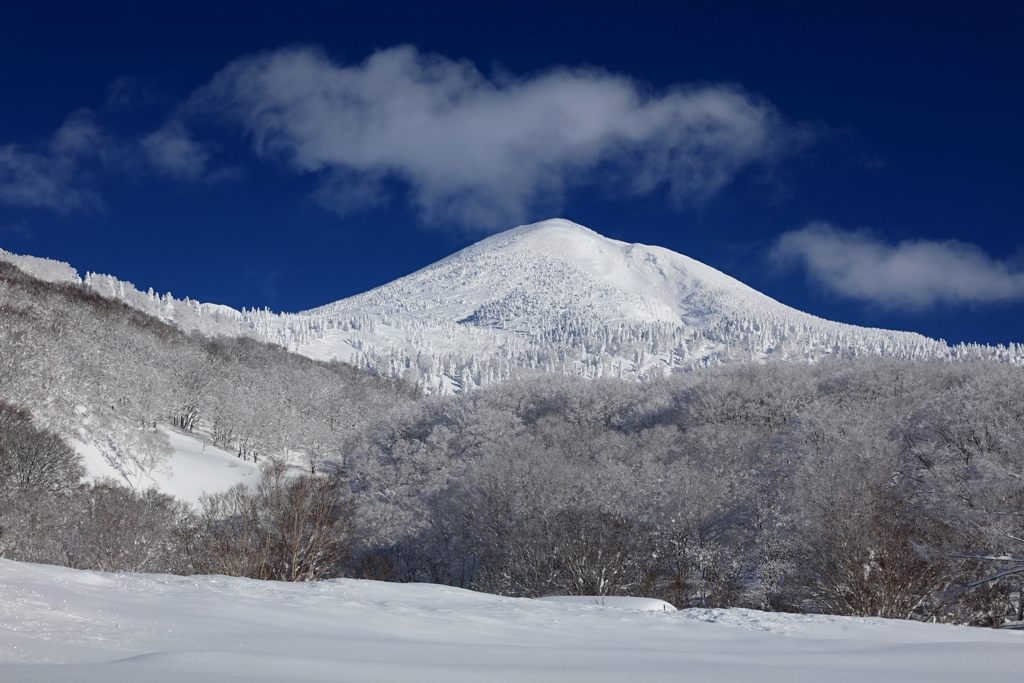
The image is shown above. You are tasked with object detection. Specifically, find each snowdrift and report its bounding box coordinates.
[1,559,1021,682]
[538,595,676,611]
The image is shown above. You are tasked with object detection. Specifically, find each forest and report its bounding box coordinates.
[2,260,1024,626]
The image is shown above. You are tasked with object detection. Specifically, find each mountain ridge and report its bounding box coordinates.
[4,220,1023,393]
[250,219,1021,391]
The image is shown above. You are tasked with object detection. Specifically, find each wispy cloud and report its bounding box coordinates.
[141,121,210,180]
[0,219,32,239]
[185,45,808,230]
[0,104,219,212]
[103,75,162,111]
[1,47,807,224]
[772,222,1024,309]
[0,110,105,212]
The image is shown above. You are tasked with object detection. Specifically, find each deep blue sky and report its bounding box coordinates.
[1,1,1022,345]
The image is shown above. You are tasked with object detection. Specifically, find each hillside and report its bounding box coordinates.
[0,260,418,492]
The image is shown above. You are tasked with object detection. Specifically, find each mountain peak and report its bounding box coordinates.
[454,218,618,265]
[506,217,596,236]
[266,218,956,392]
[498,217,608,244]
[417,217,781,325]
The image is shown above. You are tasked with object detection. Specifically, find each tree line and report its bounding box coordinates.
[7,356,1022,625]
[345,359,1024,625]
[3,259,1024,625]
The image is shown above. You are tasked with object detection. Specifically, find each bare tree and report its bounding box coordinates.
[190,462,356,581]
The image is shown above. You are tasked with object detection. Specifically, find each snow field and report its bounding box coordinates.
[538,595,676,611]
[78,428,259,504]
[0,559,1022,683]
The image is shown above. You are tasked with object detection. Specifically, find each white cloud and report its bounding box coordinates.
[104,75,160,111]
[0,104,220,212]
[0,110,105,212]
[187,45,806,230]
[141,121,209,180]
[772,222,1024,309]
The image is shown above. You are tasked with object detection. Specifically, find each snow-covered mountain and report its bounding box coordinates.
[252,219,1021,391]
[6,219,1022,394]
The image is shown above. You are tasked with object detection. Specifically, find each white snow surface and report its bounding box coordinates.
[77,429,259,504]
[0,559,1022,683]
[538,595,676,611]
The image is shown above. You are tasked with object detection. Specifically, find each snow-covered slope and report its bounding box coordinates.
[0,248,254,337]
[1,559,1022,682]
[256,219,1021,391]
[76,428,259,504]
[0,248,81,285]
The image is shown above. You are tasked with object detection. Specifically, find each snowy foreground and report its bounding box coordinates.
[2,560,1022,682]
